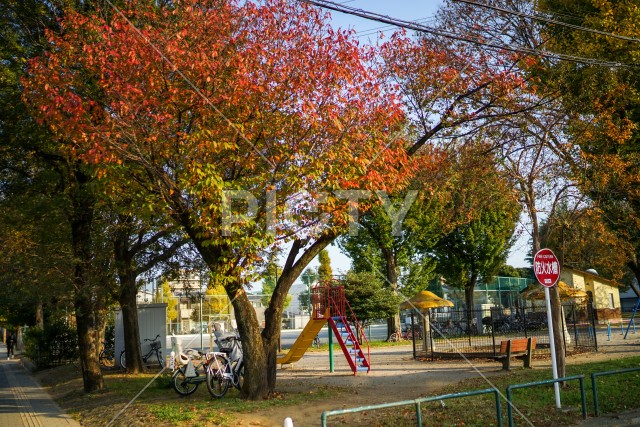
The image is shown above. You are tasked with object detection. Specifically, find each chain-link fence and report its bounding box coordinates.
[408,302,597,360]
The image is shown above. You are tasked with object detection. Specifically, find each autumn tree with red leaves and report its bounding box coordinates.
[23,0,414,398]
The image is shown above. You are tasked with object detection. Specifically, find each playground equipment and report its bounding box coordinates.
[623,296,640,339]
[276,283,370,374]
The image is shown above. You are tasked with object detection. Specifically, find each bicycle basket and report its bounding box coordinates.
[150,341,161,351]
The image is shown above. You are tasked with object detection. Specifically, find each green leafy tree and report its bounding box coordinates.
[342,271,401,341]
[159,281,179,324]
[338,190,441,338]
[497,265,523,278]
[317,250,333,283]
[261,261,291,310]
[190,284,231,322]
[298,268,318,315]
[433,145,521,327]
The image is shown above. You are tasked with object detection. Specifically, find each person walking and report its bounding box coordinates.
[6,330,15,359]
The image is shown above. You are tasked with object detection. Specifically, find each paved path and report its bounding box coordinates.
[0,343,80,427]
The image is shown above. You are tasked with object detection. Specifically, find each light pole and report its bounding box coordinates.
[199,291,204,350]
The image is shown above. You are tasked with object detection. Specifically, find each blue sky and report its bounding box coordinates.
[324,1,443,38]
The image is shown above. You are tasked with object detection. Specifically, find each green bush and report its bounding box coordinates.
[24,320,78,367]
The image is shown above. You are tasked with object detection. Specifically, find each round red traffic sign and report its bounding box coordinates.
[533,248,560,287]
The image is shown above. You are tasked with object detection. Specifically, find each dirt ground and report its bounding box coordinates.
[236,333,640,427]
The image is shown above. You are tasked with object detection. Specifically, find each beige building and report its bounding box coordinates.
[560,267,621,323]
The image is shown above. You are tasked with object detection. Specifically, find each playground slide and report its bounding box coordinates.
[276,316,326,365]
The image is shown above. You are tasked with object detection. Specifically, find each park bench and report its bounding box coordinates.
[490,337,536,370]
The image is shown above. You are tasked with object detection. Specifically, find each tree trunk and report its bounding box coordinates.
[464,279,476,331]
[35,299,44,329]
[75,291,103,392]
[232,290,268,399]
[549,285,566,379]
[263,234,337,392]
[119,275,145,373]
[382,248,401,339]
[628,258,640,297]
[69,168,103,393]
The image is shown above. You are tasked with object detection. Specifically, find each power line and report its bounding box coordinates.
[356,17,436,38]
[454,0,640,43]
[298,0,633,68]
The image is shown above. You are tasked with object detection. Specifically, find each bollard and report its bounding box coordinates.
[607,321,611,341]
[633,319,636,334]
[284,417,294,427]
[621,320,624,335]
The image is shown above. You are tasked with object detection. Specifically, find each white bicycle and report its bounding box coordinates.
[207,333,244,398]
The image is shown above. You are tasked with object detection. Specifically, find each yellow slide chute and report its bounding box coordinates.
[276,312,327,365]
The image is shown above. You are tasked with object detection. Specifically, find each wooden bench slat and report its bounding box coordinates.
[492,338,536,370]
[499,338,536,353]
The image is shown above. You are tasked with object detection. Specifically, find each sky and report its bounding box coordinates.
[323,0,443,36]
[302,0,530,275]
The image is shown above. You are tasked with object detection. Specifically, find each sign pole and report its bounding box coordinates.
[534,248,562,409]
[544,286,561,408]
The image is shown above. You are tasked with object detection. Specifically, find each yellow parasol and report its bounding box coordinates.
[399,291,454,310]
[520,281,588,301]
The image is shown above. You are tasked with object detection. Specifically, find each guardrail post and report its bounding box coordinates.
[494,389,503,427]
[506,386,514,427]
[579,377,587,419]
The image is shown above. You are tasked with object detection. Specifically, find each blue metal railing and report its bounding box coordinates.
[321,388,502,427]
[591,367,640,416]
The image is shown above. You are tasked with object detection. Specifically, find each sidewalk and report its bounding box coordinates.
[0,343,80,427]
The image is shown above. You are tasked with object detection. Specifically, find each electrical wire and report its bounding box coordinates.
[453,0,640,43]
[298,0,634,68]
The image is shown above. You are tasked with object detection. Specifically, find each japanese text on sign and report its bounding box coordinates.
[534,260,559,284]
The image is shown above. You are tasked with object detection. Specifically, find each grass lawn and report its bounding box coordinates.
[325,355,640,426]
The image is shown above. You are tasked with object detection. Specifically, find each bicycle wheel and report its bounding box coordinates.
[155,350,165,369]
[119,351,126,369]
[206,355,230,398]
[172,368,199,396]
[99,349,115,368]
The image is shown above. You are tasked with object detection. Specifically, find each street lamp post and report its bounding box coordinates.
[199,291,204,350]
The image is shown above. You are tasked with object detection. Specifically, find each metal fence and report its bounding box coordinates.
[408,302,597,360]
[31,339,78,368]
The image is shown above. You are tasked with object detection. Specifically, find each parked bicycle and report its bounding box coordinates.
[400,324,423,340]
[119,334,164,369]
[432,319,462,336]
[207,333,244,398]
[99,341,115,367]
[387,328,405,342]
[171,349,224,396]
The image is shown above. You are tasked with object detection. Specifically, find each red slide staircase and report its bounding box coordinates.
[312,284,370,374]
